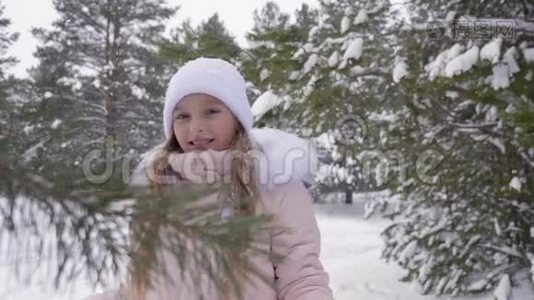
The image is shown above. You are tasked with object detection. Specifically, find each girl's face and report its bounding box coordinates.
[172,93,239,152]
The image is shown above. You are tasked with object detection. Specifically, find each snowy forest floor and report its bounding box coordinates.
[1,193,533,300]
[316,202,534,300]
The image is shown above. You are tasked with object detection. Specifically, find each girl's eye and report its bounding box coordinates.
[175,114,189,120]
[206,109,220,115]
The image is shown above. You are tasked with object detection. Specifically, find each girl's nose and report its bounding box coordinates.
[189,118,206,133]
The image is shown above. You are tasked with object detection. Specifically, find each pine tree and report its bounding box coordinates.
[30,0,175,158]
[159,13,241,66]
[378,0,534,295]
[1,1,268,295]
[0,0,25,196]
[263,0,401,203]
[242,2,317,129]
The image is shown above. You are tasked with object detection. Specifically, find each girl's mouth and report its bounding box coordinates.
[189,138,215,146]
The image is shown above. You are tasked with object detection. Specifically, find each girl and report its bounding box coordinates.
[85,57,334,300]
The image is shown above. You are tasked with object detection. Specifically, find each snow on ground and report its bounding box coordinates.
[316,201,534,300]
[1,195,534,300]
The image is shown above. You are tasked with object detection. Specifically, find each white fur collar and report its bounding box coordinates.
[250,128,318,191]
[129,127,318,191]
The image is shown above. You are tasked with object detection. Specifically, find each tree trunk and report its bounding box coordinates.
[345,188,353,205]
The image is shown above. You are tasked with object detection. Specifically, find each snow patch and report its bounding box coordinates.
[509,176,522,192]
[493,274,512,300]
[503,47,520,75]
[251,91,281,120]
[523,48,534,62]
[308,26,320,40]
[444,46,479,77]
[259,69,271,82]
[51,119,62,129]
[447,43,464,60]
[328,51,340,67]
[526,70,533,81]
[342,38,364,61]
[303,43,314,53]
[340,16,351,34]
[425,43,464,79]
[393,59,409,83]
[480,38,502,64]
[445,11,456,23]
[491,63,511,90]
[303,54,319,74]
[354,9,368,25]
[288,71,300,81]
[468,278,488,291]
[292,48,305,59]
[399,240,417,263]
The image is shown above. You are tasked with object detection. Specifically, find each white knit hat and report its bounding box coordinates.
[163,57,253,139]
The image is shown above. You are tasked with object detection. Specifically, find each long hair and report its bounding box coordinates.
[128,122,260,299]
[150,122,259,214]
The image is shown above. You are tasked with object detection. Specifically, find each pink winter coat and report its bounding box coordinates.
[83,128,334,300]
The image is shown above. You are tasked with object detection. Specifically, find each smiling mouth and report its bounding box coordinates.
[189,138,215,147]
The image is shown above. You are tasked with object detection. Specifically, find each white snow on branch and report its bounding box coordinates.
[393,58,409,83]
[308,26,320,40]
[523,48,534,62]
[399,240,417,263]
[303,54,319,74]
[251,91,282,120]
[491,63,511,90]
[444,46,479,77]
[51,119,62,129]
[480,38,502,64]
[509,176,522,192]
[288,70,300,81]
[328,51,340,67]
[259,68,271,82]
[425,43,464,79]
[354,9,368,25]
[445,11,456,23]
[292,48,305,59]
[342,38,364,61]
[467,278,488,291]
[493,274,512,300]
[341,16,351,34]
[23,139,48,162]
[503,48,520,74]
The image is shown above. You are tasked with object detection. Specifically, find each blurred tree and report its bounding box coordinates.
[159,13,241,66]
[378,0,534,295]
[0,1,269,298]
[29,0,174,158]
[242,2,317,129]
[256,0,400,203]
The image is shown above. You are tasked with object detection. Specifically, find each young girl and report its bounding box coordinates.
[85,57,334,300]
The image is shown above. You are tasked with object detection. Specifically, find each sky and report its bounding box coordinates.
[3,0,317,78]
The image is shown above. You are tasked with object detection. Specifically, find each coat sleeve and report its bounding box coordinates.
[269,181,334,300]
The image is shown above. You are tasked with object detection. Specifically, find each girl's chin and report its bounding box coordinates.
[186,143,226,152]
